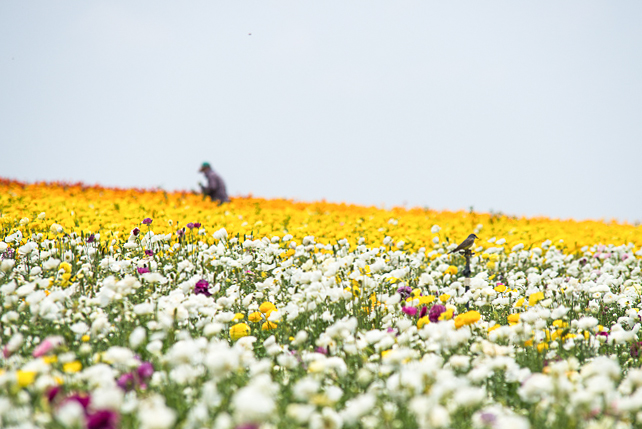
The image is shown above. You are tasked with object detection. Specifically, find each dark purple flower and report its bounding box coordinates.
[137,361,154,379]
[117,372,135,391]
[235,424,260,429]
[2,248,15,259]
[177,228,185,237]
[396,286,413,299]
[66,394,90,410]
[194,279,211,296]
[144,249,154,257]
[186,222,195,229]
[137,267,150,275]
[402,306,418,317]
[419,306,428,318]
[86,410,119,429]
[315,346,328,355]
[47,385,61,403]
[428,304,447,323]
[142,218,153,225]
[193,222,201,228]
[86,234,95,244]
[132,227,140,236]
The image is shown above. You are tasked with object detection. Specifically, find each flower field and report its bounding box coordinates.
[1,179,642,429]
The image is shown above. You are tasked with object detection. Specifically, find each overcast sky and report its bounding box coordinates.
[1,2,641,222]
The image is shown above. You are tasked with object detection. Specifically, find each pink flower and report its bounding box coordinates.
[402,306,418,317]
[33,336,64,358]
[142,218,153,225]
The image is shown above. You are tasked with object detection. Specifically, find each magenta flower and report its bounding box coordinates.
[193,222,201,228]
[66,394,90,411]
[314,346,328,355]
[117,373,135,391]
[137,361,154,379]
[235,424,260,429]
[144,250,154,257]
[186,222,195,229]
[132,227,140,236]
[402,306,418,317]
[194,279,211,296]
[419,306,428,318]
[429,304,447,323]
[396,286,413,299]
[137,267,150,275]
[142,218,153,225]
[47,385,61,403]
[86,410,119,429]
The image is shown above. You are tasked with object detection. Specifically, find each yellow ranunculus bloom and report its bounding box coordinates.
[494,284,506,293]
[454,310,481,329]
[529,292,545,306]
[259,302,277,314]
[59,262,72,273]
[17,370,37,387]
[63,361,82,373]
[439,308,454,321]
[233,313,245,321]
[230,323,251,341]
[261,321,278,331]
[249,311,263,322]
[514,298,525,308]
[507,313,520,325]
[444,265,458,276]
[418,295,435,305]
[417,316,430,329]
[439,294,450,303]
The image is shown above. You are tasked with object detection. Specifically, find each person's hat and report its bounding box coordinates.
[199,162,211,172]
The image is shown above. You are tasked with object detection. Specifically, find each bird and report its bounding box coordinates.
[449,234,479,254]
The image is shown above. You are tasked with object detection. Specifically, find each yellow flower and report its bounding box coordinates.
[418,295,435,305]
[488,324,500,333]
[249,311,263,322]
[507,313,520,325]
[261,321,278,331]
[454,310,481,329]
[417,316,430,329]
[438,308,454,321]
[233,313,245,321]
[514,297,525,308]
[439,294,451,303]
[444,266,458,276]
[63,361,82,373]
[537,343,549,353]
[81,335,90,342]
[230,323,251,341]
[42,355,58,364]
[486,261,496,270]
[552,319,568,328]
[17,370,37,387]
[59,262,72,273]
[494,284,506,293]
[529,292,545,306]
[259,302,277,314]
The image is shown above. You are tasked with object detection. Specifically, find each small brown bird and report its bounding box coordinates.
[449,234,479,254]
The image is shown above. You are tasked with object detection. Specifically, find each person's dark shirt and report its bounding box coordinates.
[203,169,229,203]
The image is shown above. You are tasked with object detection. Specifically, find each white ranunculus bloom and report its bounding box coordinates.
[138,395,177,429]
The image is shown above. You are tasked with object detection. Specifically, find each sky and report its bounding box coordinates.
[1,2,641,223]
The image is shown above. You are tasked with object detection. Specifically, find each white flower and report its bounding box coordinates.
[138,395,177,429]
[340,393,376,424]
[310,407,342,429]
[70,322,89,335]
[431,225,441,234]
[213,228,228,241]
[91,386,124,410]
[55,400,85,427]
[130,327,147,349]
